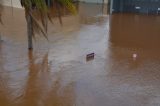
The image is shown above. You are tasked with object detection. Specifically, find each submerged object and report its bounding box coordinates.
[133,53,137,58]
[86,53,95,61]
[133,53,137,60]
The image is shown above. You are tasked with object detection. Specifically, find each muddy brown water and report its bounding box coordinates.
[0,3,160,106]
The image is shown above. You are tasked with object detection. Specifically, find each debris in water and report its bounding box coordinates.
[133,53,137,60]
[86,53,95,61]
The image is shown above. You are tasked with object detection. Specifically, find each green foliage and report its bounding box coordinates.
[0,0,76,49]
[20,0,76,38]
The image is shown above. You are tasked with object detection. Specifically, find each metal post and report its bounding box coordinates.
[47,0,50,7]
[110,0,114,14]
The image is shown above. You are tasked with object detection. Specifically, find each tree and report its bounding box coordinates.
[0,0,76,49]
[21,0,76,50]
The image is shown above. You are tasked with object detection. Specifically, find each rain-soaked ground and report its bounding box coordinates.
[0,3,160,106]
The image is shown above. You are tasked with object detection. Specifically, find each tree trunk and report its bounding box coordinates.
[26,14,33,50]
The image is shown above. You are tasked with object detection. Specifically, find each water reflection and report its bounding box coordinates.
[1,2,160,106]
[0,42,13,106]
[17,51,75,106]
[109,13,160,88]
[110,13,160,51]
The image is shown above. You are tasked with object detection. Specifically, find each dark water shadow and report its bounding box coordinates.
[17,51,76,106]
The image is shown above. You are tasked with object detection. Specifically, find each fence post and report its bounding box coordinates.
[110,0,114,14]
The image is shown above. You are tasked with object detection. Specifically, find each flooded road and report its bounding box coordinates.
[0,3,160,106]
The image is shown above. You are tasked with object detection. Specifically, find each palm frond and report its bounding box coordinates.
[20,0,76,39]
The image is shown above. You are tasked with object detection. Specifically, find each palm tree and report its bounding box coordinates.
[21,0,76,50]
[0,0,76,49]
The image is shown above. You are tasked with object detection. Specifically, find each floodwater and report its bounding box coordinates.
[0,3,160,106]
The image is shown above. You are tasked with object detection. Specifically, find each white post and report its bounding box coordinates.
[110,0,113,14]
